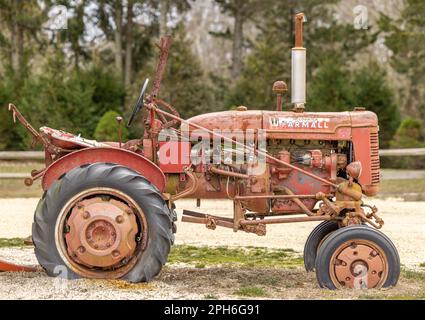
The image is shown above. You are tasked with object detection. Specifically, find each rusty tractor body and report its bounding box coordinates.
[4,13,400,289]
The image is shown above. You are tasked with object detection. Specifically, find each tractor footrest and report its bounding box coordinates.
[181,210,234,229]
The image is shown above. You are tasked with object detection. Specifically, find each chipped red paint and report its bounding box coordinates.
[41,147,166,192]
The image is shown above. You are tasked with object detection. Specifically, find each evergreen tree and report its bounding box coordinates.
[227,0,372,109]
[388,118,425,169]
[135,23,214,120]
[94,110,129,141]
[351,63,400,147]
[380,0,425,127]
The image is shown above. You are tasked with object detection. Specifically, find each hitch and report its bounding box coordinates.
[0,259,37,272]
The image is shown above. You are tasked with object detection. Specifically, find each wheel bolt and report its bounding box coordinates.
[78,246,86,253]
[82,211,90,219]
[116,216,124,223]
[345,277,350,281]
[112,250,120,258]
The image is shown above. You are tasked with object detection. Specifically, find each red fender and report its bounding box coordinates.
[41,147,166,192]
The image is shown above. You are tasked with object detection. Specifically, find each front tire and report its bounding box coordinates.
[32,162,173,282]
[304,221,339,272]
[315,225,400,289]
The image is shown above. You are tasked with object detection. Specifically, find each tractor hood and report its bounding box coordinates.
[186,109,378,141]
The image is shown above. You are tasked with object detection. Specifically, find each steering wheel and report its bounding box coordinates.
[127,78,149,127]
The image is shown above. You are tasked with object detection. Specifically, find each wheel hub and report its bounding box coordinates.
[332,241,387,289]
[65,197,138,269]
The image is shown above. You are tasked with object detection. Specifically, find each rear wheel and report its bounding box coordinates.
[315,225,400,289]
[32,162,173,282]
[303,221,339,272]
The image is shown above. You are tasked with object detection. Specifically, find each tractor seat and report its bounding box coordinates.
[40,126,111,150]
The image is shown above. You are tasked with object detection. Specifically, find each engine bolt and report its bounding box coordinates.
[116,215,124,223]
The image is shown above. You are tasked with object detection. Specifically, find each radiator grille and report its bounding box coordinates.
[370,132,380,184]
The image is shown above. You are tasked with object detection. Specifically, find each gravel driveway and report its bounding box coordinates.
[0,197,424,299]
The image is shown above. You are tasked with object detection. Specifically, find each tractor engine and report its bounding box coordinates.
[160,108,380,216]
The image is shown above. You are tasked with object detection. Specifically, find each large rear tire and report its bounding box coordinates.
[303,221,339,272]
[315,225,400,289]
[32,162,173,282]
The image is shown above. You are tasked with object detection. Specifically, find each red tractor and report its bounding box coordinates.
[5,13,399,289]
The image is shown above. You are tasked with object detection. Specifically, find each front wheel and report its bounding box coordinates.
[32,162,173,282]
[303,221,339,272]
[315,225,400,289]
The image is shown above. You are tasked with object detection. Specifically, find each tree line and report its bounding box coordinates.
[0,0,424,165]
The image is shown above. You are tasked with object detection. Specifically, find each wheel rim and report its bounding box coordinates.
[55,188,148,279]
[329,239,388,289]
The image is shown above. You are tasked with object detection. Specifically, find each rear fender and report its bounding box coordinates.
[41,147,165,192]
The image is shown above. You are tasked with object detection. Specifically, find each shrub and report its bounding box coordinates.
[94,110,129,142]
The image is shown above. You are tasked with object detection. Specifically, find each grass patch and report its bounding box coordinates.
[402,269,425,281]
[0,161,43,174]
[168,245,303,269]
[204,294,218,299]
[233,286,268,297]
[379,178,425,195]
[419,262,425,268]
[0,238,26,248]
[0,161,44,198]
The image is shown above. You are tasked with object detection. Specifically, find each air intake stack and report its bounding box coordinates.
[291,12,307,112]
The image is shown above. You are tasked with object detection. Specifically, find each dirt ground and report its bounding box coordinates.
[0,198,425,299]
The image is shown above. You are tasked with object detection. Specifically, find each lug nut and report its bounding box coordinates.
[112,250,120,258]
[78,246,86,253]
[116,215,124,223]
[82,211,90,219]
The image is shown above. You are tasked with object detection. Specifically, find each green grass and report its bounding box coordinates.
[420,262,425,268]
[0,237,26,248]
[402,269,425,281]
[233,286,268,297]
[0,161,43,174]
[0,161,44,198]
[379,178,425,195]
[168,245,303,269]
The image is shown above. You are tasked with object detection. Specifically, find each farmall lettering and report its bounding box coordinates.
[269,117,330,129]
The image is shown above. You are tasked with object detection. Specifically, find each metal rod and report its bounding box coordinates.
[240,215,331,225]
[150,105,338,188]
[234,194,323,200]
[181,215,234,229]
[282,186,314,216]
[208,166,250,179]
[294,13,305,48]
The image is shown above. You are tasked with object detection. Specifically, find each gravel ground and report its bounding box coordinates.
[0,197,425,299]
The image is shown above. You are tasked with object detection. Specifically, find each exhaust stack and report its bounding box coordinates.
[291,12,307,111]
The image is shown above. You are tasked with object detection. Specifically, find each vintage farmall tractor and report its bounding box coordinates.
[3,13,400,289]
